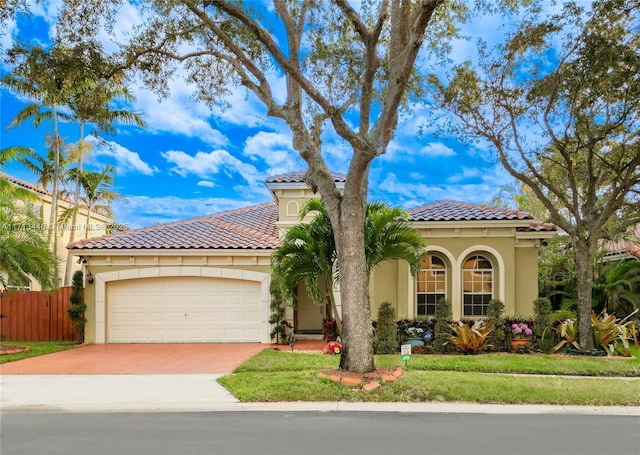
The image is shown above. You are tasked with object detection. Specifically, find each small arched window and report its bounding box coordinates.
[286,201,299,217]
[462,255,493,316]
[416,255,446,316]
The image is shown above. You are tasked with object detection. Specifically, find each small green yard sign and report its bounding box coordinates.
[401,344,412,364]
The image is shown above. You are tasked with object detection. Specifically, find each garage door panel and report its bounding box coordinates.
[107,276,262,343]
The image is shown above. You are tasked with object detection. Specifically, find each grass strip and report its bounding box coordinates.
[0,341,80,364]
[218,370,640,406]
[234,348,640,377]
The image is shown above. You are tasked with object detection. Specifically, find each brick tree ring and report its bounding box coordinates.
[0,344,30,355]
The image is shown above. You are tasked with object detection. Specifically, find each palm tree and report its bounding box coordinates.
[272,198,338,323]
[3,43,93,283]
[58,165,123,240]
[62,79,144,285]
[364,201,426,274]
[272,199,426,333]
[0,146,36,197]
[593,258,640,318]
[0,148,57,290]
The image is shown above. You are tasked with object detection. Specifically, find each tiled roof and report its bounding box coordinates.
[69,202,280,250]
[265,171,346,183]
[410,200,533,221]
[409,200,555,232]
[520,220,557,232]
[602,226,640,259]
[69,197,557,251]
[2,173,51,197]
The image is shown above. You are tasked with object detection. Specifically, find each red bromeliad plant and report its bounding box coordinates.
[445,320,496,354]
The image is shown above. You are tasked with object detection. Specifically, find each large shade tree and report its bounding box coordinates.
[431,0,640,349]
[55,0,428,372]
[57,0,526,372]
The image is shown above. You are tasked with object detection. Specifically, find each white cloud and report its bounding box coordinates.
[132,83,228,146]
[162,149,261,188]
[419,143,456,157]
[112,195,255,229]
[447,166,481,183]
[0,15,17,55]
[377,166,512,209]
[87,136,158,176]
[243,131,303,175]
[196,180,215,188]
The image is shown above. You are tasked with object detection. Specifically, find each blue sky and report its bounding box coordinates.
[1,1,526,229]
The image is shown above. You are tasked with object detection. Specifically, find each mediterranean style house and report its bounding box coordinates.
[68,171,557,344]
[3,173,113,290]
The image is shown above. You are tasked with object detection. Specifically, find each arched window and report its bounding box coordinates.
[416,255,446,316]
[286,201,299,217]
[462,255,493,316]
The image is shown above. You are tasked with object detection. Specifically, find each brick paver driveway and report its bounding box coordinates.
[0,343,267,375]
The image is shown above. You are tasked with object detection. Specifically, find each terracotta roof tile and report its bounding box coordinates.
[2,172,52,197]
[603,226,640,259]
[519,220,557,232]
[69,202,280,250]
[265,171,346,183]
[409,200,534,221]
[409,200,555,232]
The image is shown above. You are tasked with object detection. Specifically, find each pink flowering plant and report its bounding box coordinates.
[512,322,533,339]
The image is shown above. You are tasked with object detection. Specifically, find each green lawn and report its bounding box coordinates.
[219,348,640,406]
[0,341,80,364]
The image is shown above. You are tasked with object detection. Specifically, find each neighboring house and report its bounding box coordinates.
[602,226,640,261]
[68,172,556,344]
[3,173,114,290]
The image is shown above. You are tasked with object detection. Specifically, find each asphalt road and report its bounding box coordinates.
[2,411,638,455]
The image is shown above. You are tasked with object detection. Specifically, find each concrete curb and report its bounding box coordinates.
[2,374,639,416]
[2,401,639,415]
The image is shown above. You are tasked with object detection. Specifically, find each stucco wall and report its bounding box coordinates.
[368,231,540,322]
[514,246,540,317]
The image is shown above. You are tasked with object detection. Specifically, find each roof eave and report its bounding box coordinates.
[70,248,275,257]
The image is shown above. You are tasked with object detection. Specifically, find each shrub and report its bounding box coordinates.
[433,297,453,353]
[486,299,506,351]
[268,278,291,344]
[374,302,398,354]
[67,270,87,342]
[550,309,577,324]
[322,317,338,342]
[533,297,553,351]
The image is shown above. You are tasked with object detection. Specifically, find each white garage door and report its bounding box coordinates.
[107,276,262,343]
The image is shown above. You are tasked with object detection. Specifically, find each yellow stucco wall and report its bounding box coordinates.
[514,246,540,316]
[369,230,540,321]
[14,190,113,290]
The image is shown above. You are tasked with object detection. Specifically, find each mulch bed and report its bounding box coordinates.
[318,367,399,383]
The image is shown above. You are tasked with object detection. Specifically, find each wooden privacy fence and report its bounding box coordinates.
[0,287,78,342]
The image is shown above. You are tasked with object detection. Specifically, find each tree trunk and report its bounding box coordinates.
[49,105,61,287]
[573,236,595,350]
[63,122,85,287]
[335,192,375,373]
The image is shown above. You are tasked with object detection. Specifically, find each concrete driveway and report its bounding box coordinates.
[0,343,268,375]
